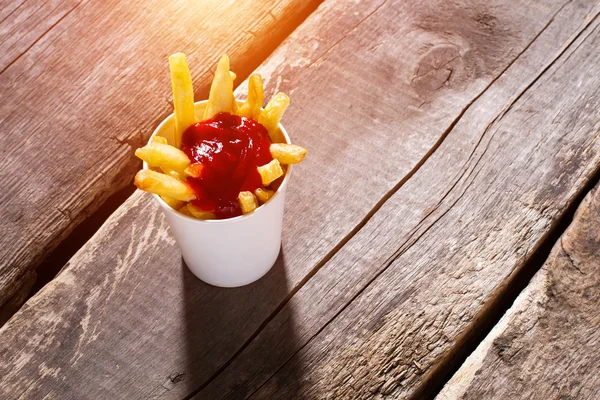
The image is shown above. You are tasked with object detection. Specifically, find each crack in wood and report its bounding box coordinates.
[0,0,44,26]
[0,0,85,75]
[560,237,583,274]
[0,1,29,26]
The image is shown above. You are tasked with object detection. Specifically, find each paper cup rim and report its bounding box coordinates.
[143,100,293,224]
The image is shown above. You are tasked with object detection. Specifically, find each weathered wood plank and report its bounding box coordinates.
[436,183,600,400]
[0,0,82,73]
[0,0,321,314]
[2,0,599,399]
[199,2,600,399]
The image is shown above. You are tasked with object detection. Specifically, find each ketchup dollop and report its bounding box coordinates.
[180,112,273,219]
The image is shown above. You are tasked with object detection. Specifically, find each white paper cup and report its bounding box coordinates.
[144,101,292,287]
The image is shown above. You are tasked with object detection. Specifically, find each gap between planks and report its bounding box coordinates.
[2,0,325,326]
[185,3,600,398]
[414,162,600,400]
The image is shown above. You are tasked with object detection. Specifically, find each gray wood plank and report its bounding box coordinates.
[436,183,600,399]
[0,0,322,316]
[2,0,599,399]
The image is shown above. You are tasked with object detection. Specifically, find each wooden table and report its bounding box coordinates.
[1,0,599,398]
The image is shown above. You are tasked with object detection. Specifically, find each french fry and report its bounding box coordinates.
[163,169,184,180]
[184,163,204,178]
[178,204,193,217]
[160,195,185,210]
[135,142,190,173]
[257,159,284,186]
[270,143,307,164]
[238,74,264,120]
[229,72,239,114]
[134,169,195,201]
[135,136,189,178]
[258,92,289,140]
[169,53,197,149]
[204,54,235,119]
[186,203,216,220]
[255,188,274,204]
[238,191,258,214]
[151,135,168,145]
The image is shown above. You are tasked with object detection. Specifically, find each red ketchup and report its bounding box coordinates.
[180,112,273,219]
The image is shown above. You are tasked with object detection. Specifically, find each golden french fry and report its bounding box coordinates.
[135,142,190,173]
[160,195,185,210]
[270,143,307,165]
[184,163,205,178]
[230,71,237,81]
[169,53,197,149]
[151,135,168,145]
[255,188,274,204]
[257,159,283,186]
[134,169,195,201]
[178,204,193,217]
[186,203,216,220]
[204,54,235,119]
[258,92,289,140]
[238,191,258,214]
[238,74,264,120]
[163,169,184,180]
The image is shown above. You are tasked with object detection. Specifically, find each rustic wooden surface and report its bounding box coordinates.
[436,182,600,400]
[1,0,600,399]
[0,0,81,73]
[0,0,321,316]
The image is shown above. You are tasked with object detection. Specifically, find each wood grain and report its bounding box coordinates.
[436,183,600,400]
[0,0,83,73]
[0,0,322,315]
[2,0,599,398]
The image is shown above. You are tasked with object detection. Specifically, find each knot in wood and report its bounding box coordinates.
[411,43,464,94]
